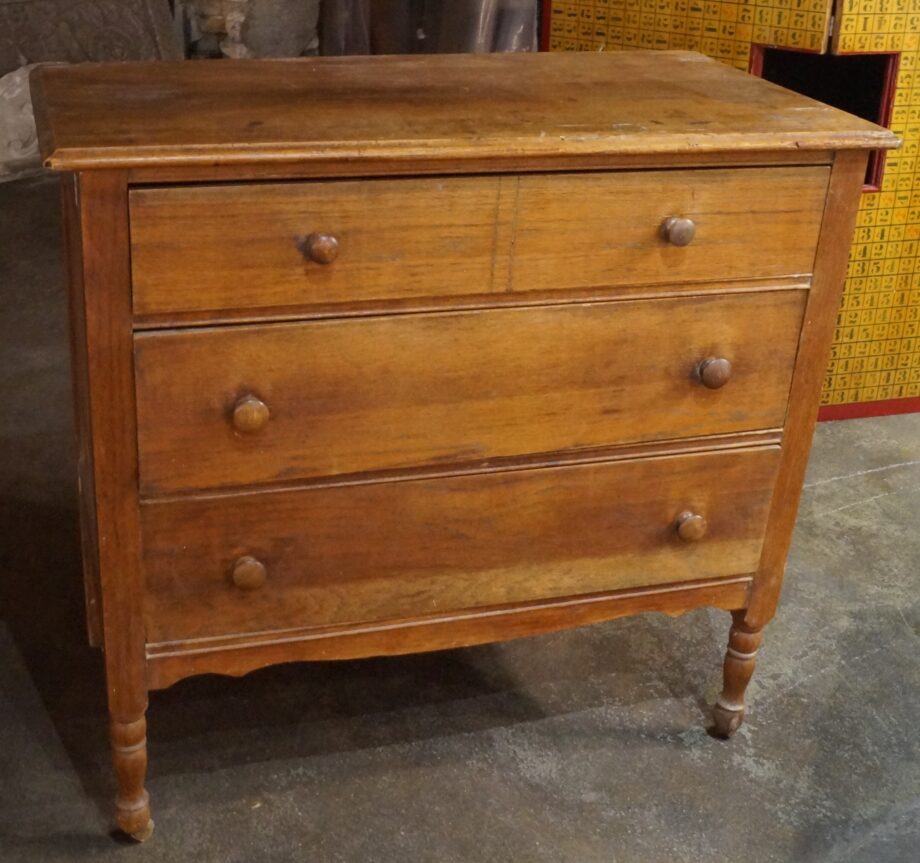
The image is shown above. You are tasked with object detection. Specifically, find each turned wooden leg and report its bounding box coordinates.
[110,714,154,842]
[711,610,764,739]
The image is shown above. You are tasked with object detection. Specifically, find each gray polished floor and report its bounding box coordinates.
[1,175,918,862]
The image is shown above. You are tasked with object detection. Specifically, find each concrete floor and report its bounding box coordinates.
[0,174,918,862]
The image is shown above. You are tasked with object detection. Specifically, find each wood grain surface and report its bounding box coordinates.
[122,149,837,186]
[145,577,753,688]
[37,44,890,829]
[130,175,511,317]
[129,167,826,319]
[71,170,152,838]
[748,150,872,628]
[134,291,805,496]
[140,446,781,644]
[61,174,102,648]
[31,51,897,172]
[509,167,828,291]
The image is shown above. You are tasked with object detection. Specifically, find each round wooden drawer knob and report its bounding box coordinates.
[231,555,267,591]
[303,232,339,264]
[676,511,708,542]
[660,216,696,246]
[232,394,270,433]
[698,357,732,389]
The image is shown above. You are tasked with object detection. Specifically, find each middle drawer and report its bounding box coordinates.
[135,291,805,496]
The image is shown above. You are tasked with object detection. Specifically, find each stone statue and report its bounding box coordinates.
[0,65,41,183]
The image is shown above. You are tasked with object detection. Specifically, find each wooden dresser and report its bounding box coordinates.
[31,51,896,840]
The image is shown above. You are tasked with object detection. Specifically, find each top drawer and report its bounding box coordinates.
[129,166,828,321]
[130,175,506,320]
[508,166,828,292]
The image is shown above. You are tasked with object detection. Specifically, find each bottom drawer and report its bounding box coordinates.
[141,446,780,645]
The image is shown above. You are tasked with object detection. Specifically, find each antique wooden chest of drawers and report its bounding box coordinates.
[31,50,896,840]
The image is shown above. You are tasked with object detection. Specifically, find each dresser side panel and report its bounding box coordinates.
[62,174,102,649]
[75,170,148,718]
[749,150,870,628]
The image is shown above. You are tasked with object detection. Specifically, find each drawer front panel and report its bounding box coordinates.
[130,167,827,320]
[135,291,805,495]
[510,166,828,291]
[141,446,781,644]
[130,176,507,318]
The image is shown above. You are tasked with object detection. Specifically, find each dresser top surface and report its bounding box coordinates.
[32,50,897,171]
